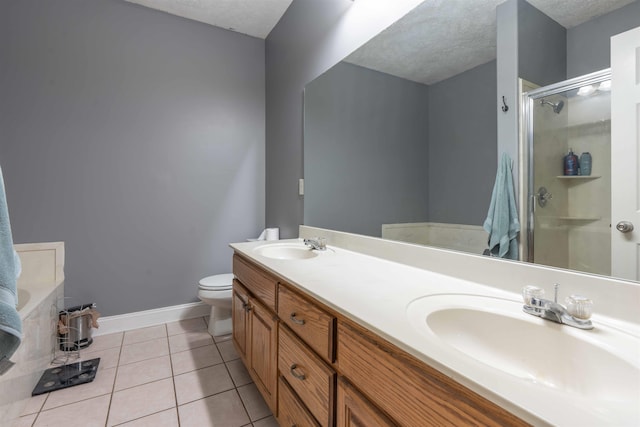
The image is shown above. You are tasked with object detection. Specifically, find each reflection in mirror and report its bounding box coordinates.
[525,72,612,278]
[305,1,499,251]
[303,0,639,283]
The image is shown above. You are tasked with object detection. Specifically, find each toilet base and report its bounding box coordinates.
[208,306,232,336]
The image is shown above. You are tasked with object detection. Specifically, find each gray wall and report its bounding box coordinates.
[428,61,497,225]
[265,1,350,239]
[496,0,566,199]
[567,0,640,78]
[518,0,566,87]
[304,62,429,236]
[496,0,520,194]
[265,0,423,238]
[0,0,265,316]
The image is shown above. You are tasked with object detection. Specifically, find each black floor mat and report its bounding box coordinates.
[32,358,100,396]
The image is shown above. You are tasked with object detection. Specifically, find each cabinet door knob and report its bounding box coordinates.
[289,364,306,380]
[289,313,305,325]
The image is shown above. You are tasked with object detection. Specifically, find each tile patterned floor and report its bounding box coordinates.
[13,317,278,427]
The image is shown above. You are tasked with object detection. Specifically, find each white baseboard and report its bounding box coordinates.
[93,302,211,336]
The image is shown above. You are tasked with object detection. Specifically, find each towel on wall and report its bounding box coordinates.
[483,153,520,259]
[0,164,22,365]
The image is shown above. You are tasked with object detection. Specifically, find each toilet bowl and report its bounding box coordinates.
[197,273,234,336]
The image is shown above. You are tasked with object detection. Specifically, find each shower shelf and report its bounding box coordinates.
[555,175,601,180]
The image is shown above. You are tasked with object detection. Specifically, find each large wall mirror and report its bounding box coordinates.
[304,0,639,283]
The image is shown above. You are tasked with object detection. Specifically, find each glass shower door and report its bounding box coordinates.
[525,70,612,276]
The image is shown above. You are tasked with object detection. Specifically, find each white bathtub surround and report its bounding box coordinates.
[14,242,65,318]
[382,222,487,254]
[0,242,65,425]
[229,226,640,426]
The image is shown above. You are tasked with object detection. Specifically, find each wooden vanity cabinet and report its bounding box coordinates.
[232,255,279,413]
[231,280,249,362]
[247,296,278,412]
[232,253,529,427]
[337,319,529,427]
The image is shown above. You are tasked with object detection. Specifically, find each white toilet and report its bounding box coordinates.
[197,273,234,336]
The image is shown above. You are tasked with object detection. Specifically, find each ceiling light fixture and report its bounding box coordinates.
[576,85,596,96]
[598,80,611,92]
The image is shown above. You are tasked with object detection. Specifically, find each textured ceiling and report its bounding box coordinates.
[124,0,293,39]
[124,0,635,83]
[345,0,636,85]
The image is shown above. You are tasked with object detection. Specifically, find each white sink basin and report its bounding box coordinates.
[406,294,640,401]
[253,243,319,260]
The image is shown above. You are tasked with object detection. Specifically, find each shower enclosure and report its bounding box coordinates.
[522,69,612,276]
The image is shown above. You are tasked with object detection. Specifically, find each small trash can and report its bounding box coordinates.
[58,303,99,351]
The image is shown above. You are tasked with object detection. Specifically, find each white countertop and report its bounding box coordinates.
[230,236,640,427]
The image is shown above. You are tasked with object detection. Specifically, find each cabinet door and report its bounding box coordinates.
[232,280,249,362]
[337,378,396,427]
[249,296,279,413]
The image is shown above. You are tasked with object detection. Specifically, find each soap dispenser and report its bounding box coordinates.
[563,148,579,176]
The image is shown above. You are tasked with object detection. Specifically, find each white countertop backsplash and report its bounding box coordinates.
[229,226,640,427]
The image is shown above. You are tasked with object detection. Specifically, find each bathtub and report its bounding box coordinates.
[382,222,488,254]
[0,242,65,425]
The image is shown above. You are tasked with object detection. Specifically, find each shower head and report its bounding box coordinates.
[540,99,565,114]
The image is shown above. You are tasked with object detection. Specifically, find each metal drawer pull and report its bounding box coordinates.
[289,313,305,325]
[290,364,306,380]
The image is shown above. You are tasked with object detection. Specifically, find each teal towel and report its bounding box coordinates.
[0,165,21,364]
[483,153,520,259]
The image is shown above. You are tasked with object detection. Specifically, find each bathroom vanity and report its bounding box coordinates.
[230,227,640,427]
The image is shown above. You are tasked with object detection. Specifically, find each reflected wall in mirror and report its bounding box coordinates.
[303,0,640,282]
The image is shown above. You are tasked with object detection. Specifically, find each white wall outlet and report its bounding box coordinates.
[299,178,304,196]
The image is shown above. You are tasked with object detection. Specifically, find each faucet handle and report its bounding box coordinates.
[522,285,545,306]
[565,295,593,320]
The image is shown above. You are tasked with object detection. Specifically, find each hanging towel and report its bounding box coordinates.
[0,165,22,366]
[483,153,520,259]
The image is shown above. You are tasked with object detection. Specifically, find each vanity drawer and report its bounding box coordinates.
[233,254,277,311]
[337,319,528,427]
[278,376,321,427]
[278,284,336,363]
[336,377,395,427]
[279,324,335,427]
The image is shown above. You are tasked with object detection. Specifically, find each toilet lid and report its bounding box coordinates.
[199,273,234,290]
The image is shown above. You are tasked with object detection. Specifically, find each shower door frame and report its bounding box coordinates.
[521,68,611,264]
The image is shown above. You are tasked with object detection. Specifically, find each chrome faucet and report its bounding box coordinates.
[303,237,326,251]
[522,284,594,330]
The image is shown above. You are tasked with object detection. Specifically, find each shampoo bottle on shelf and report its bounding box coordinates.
[564,148,579,176]
[579,152,592,176]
